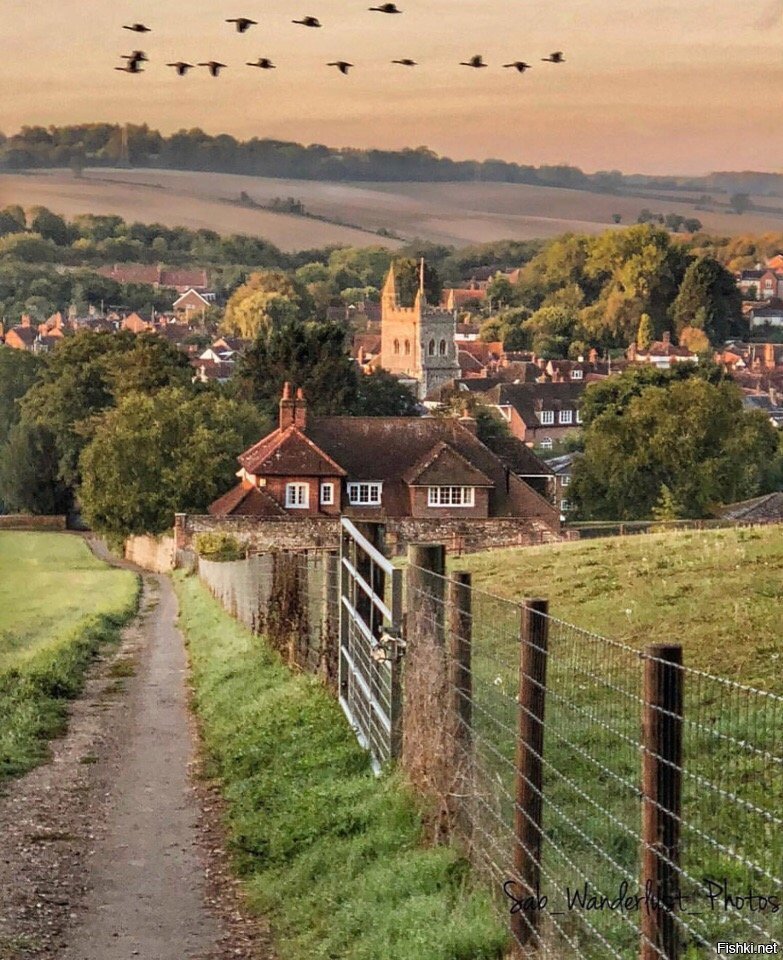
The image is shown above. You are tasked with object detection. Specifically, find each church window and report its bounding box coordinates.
[439,339,447,355]
[393,339,400,355]
[404,339,411,355]
[428,339,436,356]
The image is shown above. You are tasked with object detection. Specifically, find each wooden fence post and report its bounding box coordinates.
[407,544,446,644]
[641,643,683,960]
[448,572,472,746]
[513,598,549,951]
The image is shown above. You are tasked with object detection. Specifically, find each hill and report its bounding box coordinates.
[449,526,783,691]
[4,168,783,251]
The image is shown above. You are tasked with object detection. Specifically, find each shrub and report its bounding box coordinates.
[194,532,245,561]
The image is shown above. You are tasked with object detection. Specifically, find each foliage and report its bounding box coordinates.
[636,313,654,350]
[571,378,779,520]
[0,347,40,445]
[222,269,314,339]
[79,388,267,538]
[193,532,245,562]
[651,484,683,522]
[678,325,710,354]
[0,421,70,515]
[175,572,507,960]
[237,320,358,417]
[669,256,743,343]
[0,533,138,782]
[393,258,443,307]
[352,368,420,416]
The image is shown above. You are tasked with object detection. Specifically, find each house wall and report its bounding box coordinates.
[408,486,490,519]
[260,475,342,517]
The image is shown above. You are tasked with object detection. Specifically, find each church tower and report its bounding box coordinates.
[380,259,459,399]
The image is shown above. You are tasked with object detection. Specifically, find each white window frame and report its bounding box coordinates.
[540,410,555,425]
[560,499,571,511]
[561,475,571,487]
[576,410,583,424]
[285,482,309,509]
[320,482,334,506]
[427,486,476,508]
[539,437,554,450]
[560,409,574,425]
[347,482,383,506]
[571,369,584,380]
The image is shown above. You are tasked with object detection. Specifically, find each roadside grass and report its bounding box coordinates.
[448,527,783,958]
[451,526,783,690]
[175,572,508,960]
[0,533,138,784]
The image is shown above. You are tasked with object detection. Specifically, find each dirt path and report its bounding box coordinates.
[0,543,273,960]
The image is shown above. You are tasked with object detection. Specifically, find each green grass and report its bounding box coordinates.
[447,527,783,957]
[174,571,508,960]
[451,526,783,690]
[0,532,138,784]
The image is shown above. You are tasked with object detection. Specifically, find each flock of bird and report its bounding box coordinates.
[115,9,566,77]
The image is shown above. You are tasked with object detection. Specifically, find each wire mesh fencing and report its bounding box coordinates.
[404,558,783,960]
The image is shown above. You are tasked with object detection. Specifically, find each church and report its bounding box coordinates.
[379,260,460,400]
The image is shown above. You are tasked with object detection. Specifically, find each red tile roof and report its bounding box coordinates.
[208,484,288,517]
[240,426,347,477]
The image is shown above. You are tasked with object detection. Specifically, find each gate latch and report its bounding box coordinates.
[371,630,407,664]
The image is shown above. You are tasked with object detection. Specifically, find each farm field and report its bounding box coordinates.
[0,532,138,782]
[4,168,783,250]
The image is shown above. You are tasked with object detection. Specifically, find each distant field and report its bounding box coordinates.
[4,168,783,250]
[451,526,783,691]
[0,533,138,782]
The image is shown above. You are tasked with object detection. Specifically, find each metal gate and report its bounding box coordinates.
[338,518,404,772]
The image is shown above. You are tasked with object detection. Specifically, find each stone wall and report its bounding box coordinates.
[0,514,67,531]
[125,534,176,573]
[176,513,564,557]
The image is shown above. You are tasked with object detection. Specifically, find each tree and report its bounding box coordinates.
[236,320,358,417]
[393,258,443,307]
[571,379,778,520]
[352,369,420,416]
[612,214,622,224]
[0,232,57,263]
[0,347,40,445]
[79,389,267,538]
[29,206,71,246]
[486,274,516,307]
[636,313,654,350]
[730,193,751,215]
[222,270,314,339]
[0,421,69,515]
[651,484,682,522]
[669,257,743,343]
[678,325,710,354]
[682,218,703,234]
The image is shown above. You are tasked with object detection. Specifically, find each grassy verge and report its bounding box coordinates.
[0,533,139,784]
[175,571,508,960]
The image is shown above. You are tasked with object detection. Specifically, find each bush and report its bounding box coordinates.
[194,532,245,561]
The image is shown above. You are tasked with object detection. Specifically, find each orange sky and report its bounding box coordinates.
[2,0,782,175]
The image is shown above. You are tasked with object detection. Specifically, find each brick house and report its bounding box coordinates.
[480,381,585,450]
[173,288,215,318]
[97,264,209,293]
[209,383,558,527]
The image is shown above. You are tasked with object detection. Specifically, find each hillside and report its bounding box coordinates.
[450,526,783,691]
[4,168,783,250]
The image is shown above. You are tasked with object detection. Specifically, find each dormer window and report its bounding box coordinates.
[428,486,475,507]
[540,410,555,425]
[571,369,584,380]
[285,482,309,509]
[560,410,573,424]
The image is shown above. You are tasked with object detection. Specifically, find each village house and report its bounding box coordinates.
[208,383,558,530]
[173,288,216,319]
[544,452,579,515]
[97,264,210,294]
[737,266,783,302]
[747,300,783,330]
[478,381,585,450]
[627,332,698,369]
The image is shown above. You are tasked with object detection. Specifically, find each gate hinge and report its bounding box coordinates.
[372,630,407,663]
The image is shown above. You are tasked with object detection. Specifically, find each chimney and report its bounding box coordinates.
[294,387,307,430]
[459,405,478,435]
[662,331,671,345]
[21,314,31,328]
[279,381,295,430]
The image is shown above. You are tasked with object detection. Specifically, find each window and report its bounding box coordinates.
[540,410,555,425]
[560,409,573,425]
[561,475,571,487]
[285,482,309,509]
[347,482,382,506]
[427,486,476,507]
[393,339,400,355]
[576,410,583,424]
[404,339,411,355]
[320,482,334,506]
[560,499,571,512]
[439,339,447,355]
[428,339,436,356]
[539,437,554,450]
[570,369,584,380]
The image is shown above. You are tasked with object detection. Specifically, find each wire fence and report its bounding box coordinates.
[197,538,782,960]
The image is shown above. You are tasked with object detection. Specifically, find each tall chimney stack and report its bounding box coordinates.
[279,381,295,430]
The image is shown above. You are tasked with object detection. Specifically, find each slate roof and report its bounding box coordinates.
[484,382,584,423]
[402,441,494,487]
[718,492,783,523]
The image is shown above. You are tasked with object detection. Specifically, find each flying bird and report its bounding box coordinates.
[503,61,532,73]
[115,59,144,74]
[226,17,258,33]
[391,58,417,66]
[167,61,195,76]
[247,57,276,69]
[460,55,487,68]
[327,61,354,74]
[122,50,148,63]
[369,3,402,12]
[292,15,321,27]
[542,51,565,63]
[123,23,151,33]
[198,61,227,77]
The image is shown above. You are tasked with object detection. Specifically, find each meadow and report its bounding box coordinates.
[0,533,138,783]
[4,168,783,250]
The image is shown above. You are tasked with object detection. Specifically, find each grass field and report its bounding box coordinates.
[4,168,783,249]
[0,533,138,783]
[444,527,783,958]
[451,526,783,691]
[175,571,507,960]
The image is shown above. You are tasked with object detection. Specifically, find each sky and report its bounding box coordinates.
[2,0,782,176]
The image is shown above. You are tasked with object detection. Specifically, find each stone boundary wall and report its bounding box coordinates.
[124,534,176,573]
[175,513,565,556]
[0,515,67,531]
